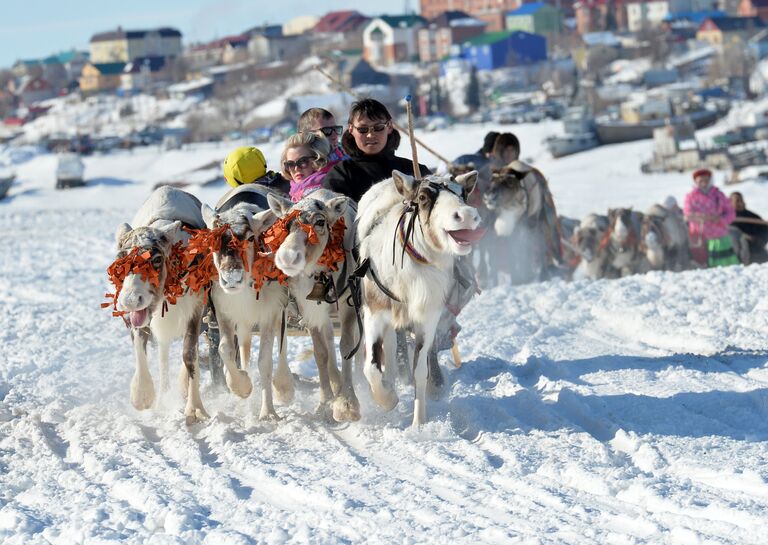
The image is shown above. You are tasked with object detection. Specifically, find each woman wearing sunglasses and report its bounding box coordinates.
[323,98,430,203]
[280,132,332,202]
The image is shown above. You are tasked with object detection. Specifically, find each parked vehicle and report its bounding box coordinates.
[56,153,86,189]
[0,169,14,199]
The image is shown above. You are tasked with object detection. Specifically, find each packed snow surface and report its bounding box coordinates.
[1,122,767,544]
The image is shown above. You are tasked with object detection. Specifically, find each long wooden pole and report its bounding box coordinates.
[314,64,453,167]
[405,95,421,180]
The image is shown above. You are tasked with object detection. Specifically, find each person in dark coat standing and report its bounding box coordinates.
[323,98,430,202]
[730,191,768,263]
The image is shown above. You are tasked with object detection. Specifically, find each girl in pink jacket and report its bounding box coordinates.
[683,168,738,267]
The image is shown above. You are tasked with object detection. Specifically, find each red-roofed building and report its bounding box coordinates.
[311,10,370,54]
[739,0,768,21]
[187,35,250,69]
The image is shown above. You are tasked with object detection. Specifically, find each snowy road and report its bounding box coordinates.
[1,205,767,545]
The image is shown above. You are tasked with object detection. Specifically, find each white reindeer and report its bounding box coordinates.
[266,190,361,422]
[200,184,293,420]
[112,186,208,424]
[356,170,481,428]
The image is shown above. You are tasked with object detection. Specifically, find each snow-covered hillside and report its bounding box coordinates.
[1,123,767,544]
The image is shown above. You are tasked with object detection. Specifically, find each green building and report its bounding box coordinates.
[505,2,562,35]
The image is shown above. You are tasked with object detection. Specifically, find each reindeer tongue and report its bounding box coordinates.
[130,308,149,328]
[449,228,487,244]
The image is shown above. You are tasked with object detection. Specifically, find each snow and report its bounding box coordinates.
[1,121,768,544]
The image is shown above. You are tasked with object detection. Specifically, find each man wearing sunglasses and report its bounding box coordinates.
[323,98,430,203]
[297,108,347,166]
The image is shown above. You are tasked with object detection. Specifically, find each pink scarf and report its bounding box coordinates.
[289,166,330,202]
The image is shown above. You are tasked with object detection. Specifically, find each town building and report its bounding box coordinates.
[418,11,486,63]
[79,62,126,93]
[89,27,182,64]
[186,35,250,70]
[363,15,427,66]
[310,10,370,54]
[454,30,547,70]
[626,0,672,32]
[120,56,168,92]
[738,0,768,20]
[696,15,766,44]
[505,2,563,34]
[419,0,521,32]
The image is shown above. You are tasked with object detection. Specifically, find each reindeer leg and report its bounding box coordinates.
[331,302,361,423]
[363,309,398,411]
[183,310,208,424]
[218,318,252,399]
[324,319,342,396]
[309,326,335,419]
[272,313,295,404]
[257,323,279,420]
[412,315,440,428]
[158,340,170,393]
[130,328,155,410]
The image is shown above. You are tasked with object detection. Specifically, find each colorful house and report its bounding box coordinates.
[696,15,765,45]
[311,10,370,54]
[418,11,486,63]
[89,27,182,64]
[456,30,547,71]
[505,2,563,34]
[363,15,427,66]
[79,62,126,93]
[738,0,768,21]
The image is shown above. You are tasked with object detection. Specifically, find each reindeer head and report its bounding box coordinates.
[574,214,608,263]
[483,166,530,236]
[267,193,347,278]
[641,215,665,268]
[392,170,481,257]
[201,204,274,293]
[608,208,637,248]
[113,221,181,328]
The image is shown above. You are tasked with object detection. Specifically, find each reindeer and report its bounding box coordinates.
[639,204,692,272]
[356,170,481,428]
[598,208,644,278]
[571,213,610,280]
[482,161,563,285]
[266,189,361,422]
[110,186,208,424]
[198,184,293,420]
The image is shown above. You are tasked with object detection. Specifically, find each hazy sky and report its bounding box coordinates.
[0,0,411,68]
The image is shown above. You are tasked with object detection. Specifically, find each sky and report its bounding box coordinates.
[0,0,410,69]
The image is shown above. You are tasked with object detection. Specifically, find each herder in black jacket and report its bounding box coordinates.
[730,191,768,263]
[324,98,430,202]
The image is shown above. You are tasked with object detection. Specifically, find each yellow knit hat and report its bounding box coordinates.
[223,146,267,188]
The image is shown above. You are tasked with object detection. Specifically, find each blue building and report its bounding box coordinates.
[456,30,546,71]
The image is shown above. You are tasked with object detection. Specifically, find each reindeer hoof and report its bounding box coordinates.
[332,395,361,422]
[184,407,210,426]
[272,373,295,404]
[259,410,281,421]
[226,370,253,399]
[315,402,335,423]
[130,373,155,411]
[371,384,398,412]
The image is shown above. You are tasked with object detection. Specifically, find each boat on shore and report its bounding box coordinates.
[545,106,600,158]
[595,108,723,144]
